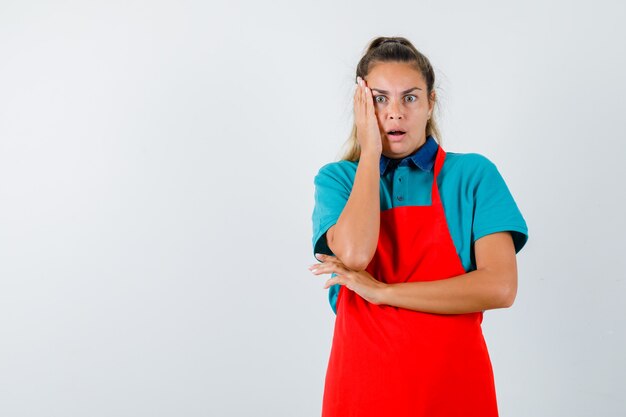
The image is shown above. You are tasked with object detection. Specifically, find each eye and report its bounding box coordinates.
[374,95,386,103]
[405,95,417,102]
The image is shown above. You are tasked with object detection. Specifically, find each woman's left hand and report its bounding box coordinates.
[308,254,388,305]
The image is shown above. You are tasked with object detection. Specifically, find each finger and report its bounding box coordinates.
[324,275,342,289]
[310,262,338,275]
[353,84,361,113]
[364,85,375,117]
[322,258,346,270]
[315,253,331,262]
[319,254,342,264]
[314,253,341,265]
[355,84,365,119]
[354,82,360,109]
[310,262,347,276]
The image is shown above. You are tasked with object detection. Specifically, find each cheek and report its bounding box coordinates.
[412,107,429,120]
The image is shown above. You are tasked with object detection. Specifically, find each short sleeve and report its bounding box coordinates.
[471,157,529,254]
[311,163,351,261]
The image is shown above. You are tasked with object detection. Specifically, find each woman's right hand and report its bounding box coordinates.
[354,76,383,156]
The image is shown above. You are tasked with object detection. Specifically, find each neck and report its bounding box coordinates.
[383,135,428,160]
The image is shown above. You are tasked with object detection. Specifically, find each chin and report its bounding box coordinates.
[386,141,417,156]
[386,139,411,149]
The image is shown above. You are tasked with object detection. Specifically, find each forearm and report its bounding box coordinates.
[379,268,513,314]
[329,150,380,271]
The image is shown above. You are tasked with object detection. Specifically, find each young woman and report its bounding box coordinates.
[309,36,529,417]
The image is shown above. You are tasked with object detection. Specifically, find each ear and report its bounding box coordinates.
[426,91,435,119]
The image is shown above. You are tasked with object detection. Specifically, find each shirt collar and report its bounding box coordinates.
[379,135,438,176]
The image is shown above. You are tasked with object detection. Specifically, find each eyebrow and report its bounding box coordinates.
[370,87,422,94]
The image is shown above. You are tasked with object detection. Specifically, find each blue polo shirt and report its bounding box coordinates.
[311,135,529,314]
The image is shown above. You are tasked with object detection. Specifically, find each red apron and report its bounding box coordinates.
[321,145,499,417]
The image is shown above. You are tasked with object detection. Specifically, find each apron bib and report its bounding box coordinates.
[322,145,499,417]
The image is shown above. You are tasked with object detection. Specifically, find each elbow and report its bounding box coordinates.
[336,249,373,272]
[328,235,374,271]
[343,254,372,271]
[500,282,517,308]
[501,293,515,308]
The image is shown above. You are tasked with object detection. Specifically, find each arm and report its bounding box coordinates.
[378,232,518,314]
[327,150,380,271]
[325,77,383,271]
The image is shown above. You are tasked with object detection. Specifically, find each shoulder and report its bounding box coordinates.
[444,151,496,171]
[316,159,359,176]
[314,160,358,188]
[442,151,501,182]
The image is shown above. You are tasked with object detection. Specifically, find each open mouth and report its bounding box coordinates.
[387,130,406,139]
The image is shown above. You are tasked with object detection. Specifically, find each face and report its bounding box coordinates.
[364,61,435,159]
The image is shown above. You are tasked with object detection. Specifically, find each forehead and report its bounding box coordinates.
[365,62,426,90]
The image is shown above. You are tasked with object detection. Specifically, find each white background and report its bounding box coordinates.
[1,1,624,416]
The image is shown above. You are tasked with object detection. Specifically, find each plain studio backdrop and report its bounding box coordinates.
[1,1,624,416]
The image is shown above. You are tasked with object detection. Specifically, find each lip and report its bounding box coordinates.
[387,132,406,142]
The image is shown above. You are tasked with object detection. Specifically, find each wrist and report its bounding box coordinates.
[359,148,381,163]
[377,282,394,305]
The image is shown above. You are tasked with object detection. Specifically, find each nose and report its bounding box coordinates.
[387,99,403,119]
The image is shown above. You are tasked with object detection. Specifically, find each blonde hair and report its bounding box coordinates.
[339,36,442,161]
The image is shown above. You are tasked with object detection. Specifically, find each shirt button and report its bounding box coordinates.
[397,196,403,201]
